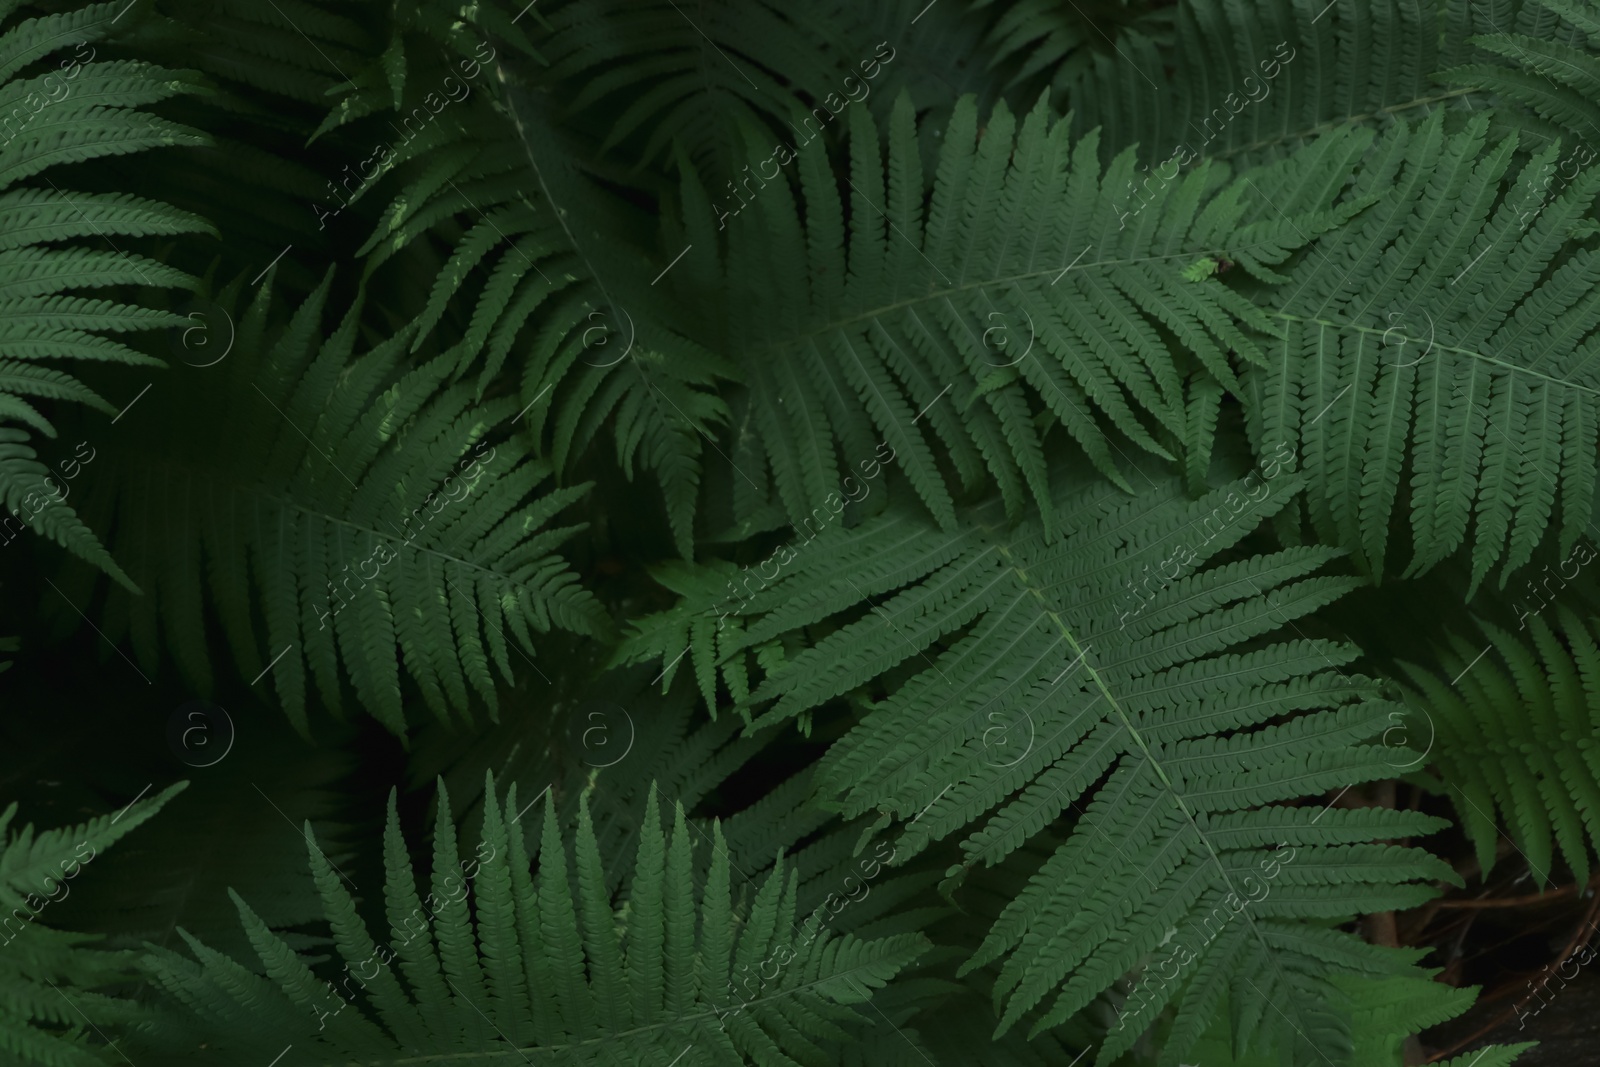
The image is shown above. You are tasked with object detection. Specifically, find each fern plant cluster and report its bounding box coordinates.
[11,0,1600,1063]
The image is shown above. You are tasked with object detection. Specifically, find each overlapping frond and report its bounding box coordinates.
[58,272,607,736]
[622,466,1455,1063]
[0,785,183,1067]
[685,91,1343,537]
[1334,974,1515,1067]
[313,22,730,557]
[420,667,778,891]
[1437,0,1600,148]
[1399,605,1600,885]
[1179,973,1528,1066]
[974,0,1172,94]
[0,0,210,582]
[58,730,350,958]
[122,0,372,275]
[535,0,1001,180]
[1065,0,1506,167]
[146,0,368,105]
[1239,111,1600,588]
[136,775,929,1066]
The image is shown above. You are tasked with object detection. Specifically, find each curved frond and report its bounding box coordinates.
[1067,0,1507,167]
[1242,111,1600,587]
[1437,0,1600,149]
[690,92,1339,536]
[536,0,1002,180]
[135,775,930,1066]
[316,24,732,558]
[0,1,209,581]
[0,785,184,1067]
[1400,602,1600,885]
[63,271,607,736]
[623,466,1455,1063]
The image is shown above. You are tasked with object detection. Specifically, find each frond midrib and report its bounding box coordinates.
[1204,87,1482,161]
[248,485,540,585]
[746,244,1290,356]
[987,535,1298,1019]
[1270,311,1600,397]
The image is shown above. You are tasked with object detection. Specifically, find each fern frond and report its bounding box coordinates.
[1184,972,1532,1067]
[1400,602,1600,885]
[536,0,1001,181]
[0,1,209,582]
[1332,973,1486,1067]
[136,775,930,1066]
[0,784,184,1067]
[1066,0,1505,167]
[689,91,1336,536]
[1242,111,1600,588]
[64,271,607,735]
[0,427,128,586]
[624,467,1456,1064]
[975,0,1172,94]
[1434,1047,1537,1067]
[54,729,350,959]
[318,25,731,557]
[1438,0,1600,149]
[146,0,369,106]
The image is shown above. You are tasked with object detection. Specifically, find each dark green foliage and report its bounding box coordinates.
[1400,605,1600,886]
[0,785,182,1067]
[1065,0,1505,166]
[1437,0,1600,147]
[687,91,1339,536]
[1241,112,1600,587]
[623,467,1459,1061]
[329,21,731,559]
[13,0,1600,1064]
[0,0,210,582]
[134,777,929,1066]
[56,270,606,734]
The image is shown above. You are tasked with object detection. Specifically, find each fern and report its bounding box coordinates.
[622,465,1457,1063]
[0,0,211,583]
[536,0,1006,179]
[418,665,941,960]
[10,0,1600,1062]
[1333,974,1515,1066]
[57,271,607,735]
[56,728,352,958]
[0,784,183,1067]
[1240,111,1600,588]
[115,0,374,277]
[1179,973,1530,1065]
[1064,0,1507,167]
[978,0,1174,97]
[416,665,788,892]
[1398,603,1600,886]
[680,91,1349,537]
[314,19,731,557]
[135,775,929,1065]
[1437,0,1600,148]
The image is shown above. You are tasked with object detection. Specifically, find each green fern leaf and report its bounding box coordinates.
[64,272,606,734]
[627,466,1456,1064]
[1400,603,1600,885]
[135,776,930,1065]
[0,1,209,583]
[1242,111,1600,587]
[688,91,1338,537]
[0,784,184,1067]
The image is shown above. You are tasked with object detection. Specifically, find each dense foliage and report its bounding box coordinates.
[11,0,1600,1063]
